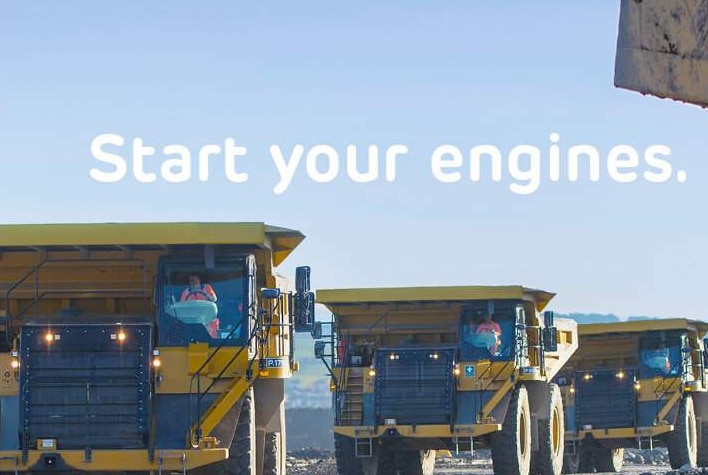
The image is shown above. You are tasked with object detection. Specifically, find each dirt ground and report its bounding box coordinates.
[286,459,685,475]
[285,410,684,474]
[285,449,689,475]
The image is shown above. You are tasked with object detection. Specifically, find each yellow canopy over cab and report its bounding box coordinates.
[0,222,304,266]
[317,285,555,312]
[579,318,708,338]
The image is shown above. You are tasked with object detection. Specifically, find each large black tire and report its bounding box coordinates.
[263,431,280,475]
[562,448,579,474]
[562,444,597,474]
[668,395,698,469]
[593,447,624,473]
[532,384,564,475]
[334,434,364,475]
[491,385,532,475]
[699,421,708,467]
[577,446,594,473]
[395,450,435,475]
[377,449,398,475]
[194,387,255,475]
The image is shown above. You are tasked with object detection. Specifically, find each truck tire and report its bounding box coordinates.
[562,444,594,474]
[532,384,564,475]
[191,387,255,475]
[333,435,390,475]
[491,385,532,475]
[395,450,435,475]
[699,421,708,467]
[577,446,594,473]
[377,449,398,475]
[668,395,698,469]
[263,431,279,475]
[334,434,363,475]
[562,449,579,474]
[593,448,624,473]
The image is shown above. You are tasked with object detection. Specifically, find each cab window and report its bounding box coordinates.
[158,265,248,346]
[460,304,516,361]
[639,333,681,378]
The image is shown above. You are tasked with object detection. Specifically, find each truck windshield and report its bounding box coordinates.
[158,266,248,346]
[460,306,515,361]
[639,335,681,378]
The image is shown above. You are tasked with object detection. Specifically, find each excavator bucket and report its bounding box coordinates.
[614,0,708,108]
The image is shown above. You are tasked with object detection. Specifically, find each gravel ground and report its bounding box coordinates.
[285,448,688,475]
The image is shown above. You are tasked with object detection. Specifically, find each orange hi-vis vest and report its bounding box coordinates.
[181,284,218,338]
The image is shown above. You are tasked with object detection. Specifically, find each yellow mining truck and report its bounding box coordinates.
[312,286,578,475]
[0,222,315,474]
[558,318,708,473]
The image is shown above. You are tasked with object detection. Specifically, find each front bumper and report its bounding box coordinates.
[565,424,675,441]
[334,423,502,439]
[0,448,228,472]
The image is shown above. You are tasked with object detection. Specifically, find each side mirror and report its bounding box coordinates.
[261,288,281,300]
[296,266,311,294]
[293,266,314,332]
[314,341,326,359]
[543,327,558,352]
[544,310,555,328]
[294,291,315,333]
[311,321,323,339]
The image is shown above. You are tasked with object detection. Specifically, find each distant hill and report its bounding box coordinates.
[286,333,331,409]
[557,313,662,324]
[557,313,620,324]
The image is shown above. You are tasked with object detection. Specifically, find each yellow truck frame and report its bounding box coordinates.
[312,285,578,475]
[558,318,708,473]
[0,222,315,474]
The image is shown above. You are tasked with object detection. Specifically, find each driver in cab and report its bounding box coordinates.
[474,313,502,356]
[182,274,217,302]
[181,274,219,338]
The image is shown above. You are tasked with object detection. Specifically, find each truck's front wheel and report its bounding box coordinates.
[668,395,698,469]
[334,434,363,475]
[561,444,593,474]
[562,448,579,474]
[491,385,532,475]
[699,420,708,467]
[593,447,624,472]
[191,387,255,475]
[395,450,435,475]
[532,384,564,475]
[263,431,280,475]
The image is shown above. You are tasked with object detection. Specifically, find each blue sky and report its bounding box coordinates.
[1,1,707,319]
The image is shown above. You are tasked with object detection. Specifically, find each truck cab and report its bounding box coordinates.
[558,319,708,473]
[313,285,578,475]
[0,222,314,474]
